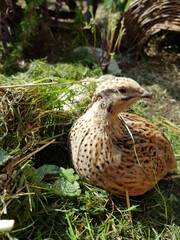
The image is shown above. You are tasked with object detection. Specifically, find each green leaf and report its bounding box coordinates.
[59,167,79,183]
[23,165,44,185]
[52,177,81,197]
[0,148,12,166]
[23,164,60,187]
[23,165,81,196]
[50,167,81,196]
[36,164,60,180]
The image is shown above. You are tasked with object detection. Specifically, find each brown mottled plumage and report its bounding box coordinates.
[68,77,177,196]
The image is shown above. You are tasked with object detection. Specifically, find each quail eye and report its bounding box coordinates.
[118,88,127,94]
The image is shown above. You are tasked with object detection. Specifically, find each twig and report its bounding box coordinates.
[13,139,56,166]
[154,118,180,133]
[104,195,114,224]
[0,82,60,88]
[126,190,134,239]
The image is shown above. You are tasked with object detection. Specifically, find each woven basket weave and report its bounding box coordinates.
[115,0,180,52]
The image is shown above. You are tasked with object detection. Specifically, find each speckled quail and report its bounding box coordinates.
[68,77,177,196]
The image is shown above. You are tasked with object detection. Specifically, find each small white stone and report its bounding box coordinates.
[0,219,15,232]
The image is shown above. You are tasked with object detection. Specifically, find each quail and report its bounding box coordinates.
[68,77,177,196]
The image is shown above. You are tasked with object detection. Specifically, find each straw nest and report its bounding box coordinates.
[0,60,97,196]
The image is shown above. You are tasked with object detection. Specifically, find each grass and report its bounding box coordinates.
[0,54,180,240]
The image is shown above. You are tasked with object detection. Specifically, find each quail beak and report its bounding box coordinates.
[122,89,152,101]
[140,90,152,99]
